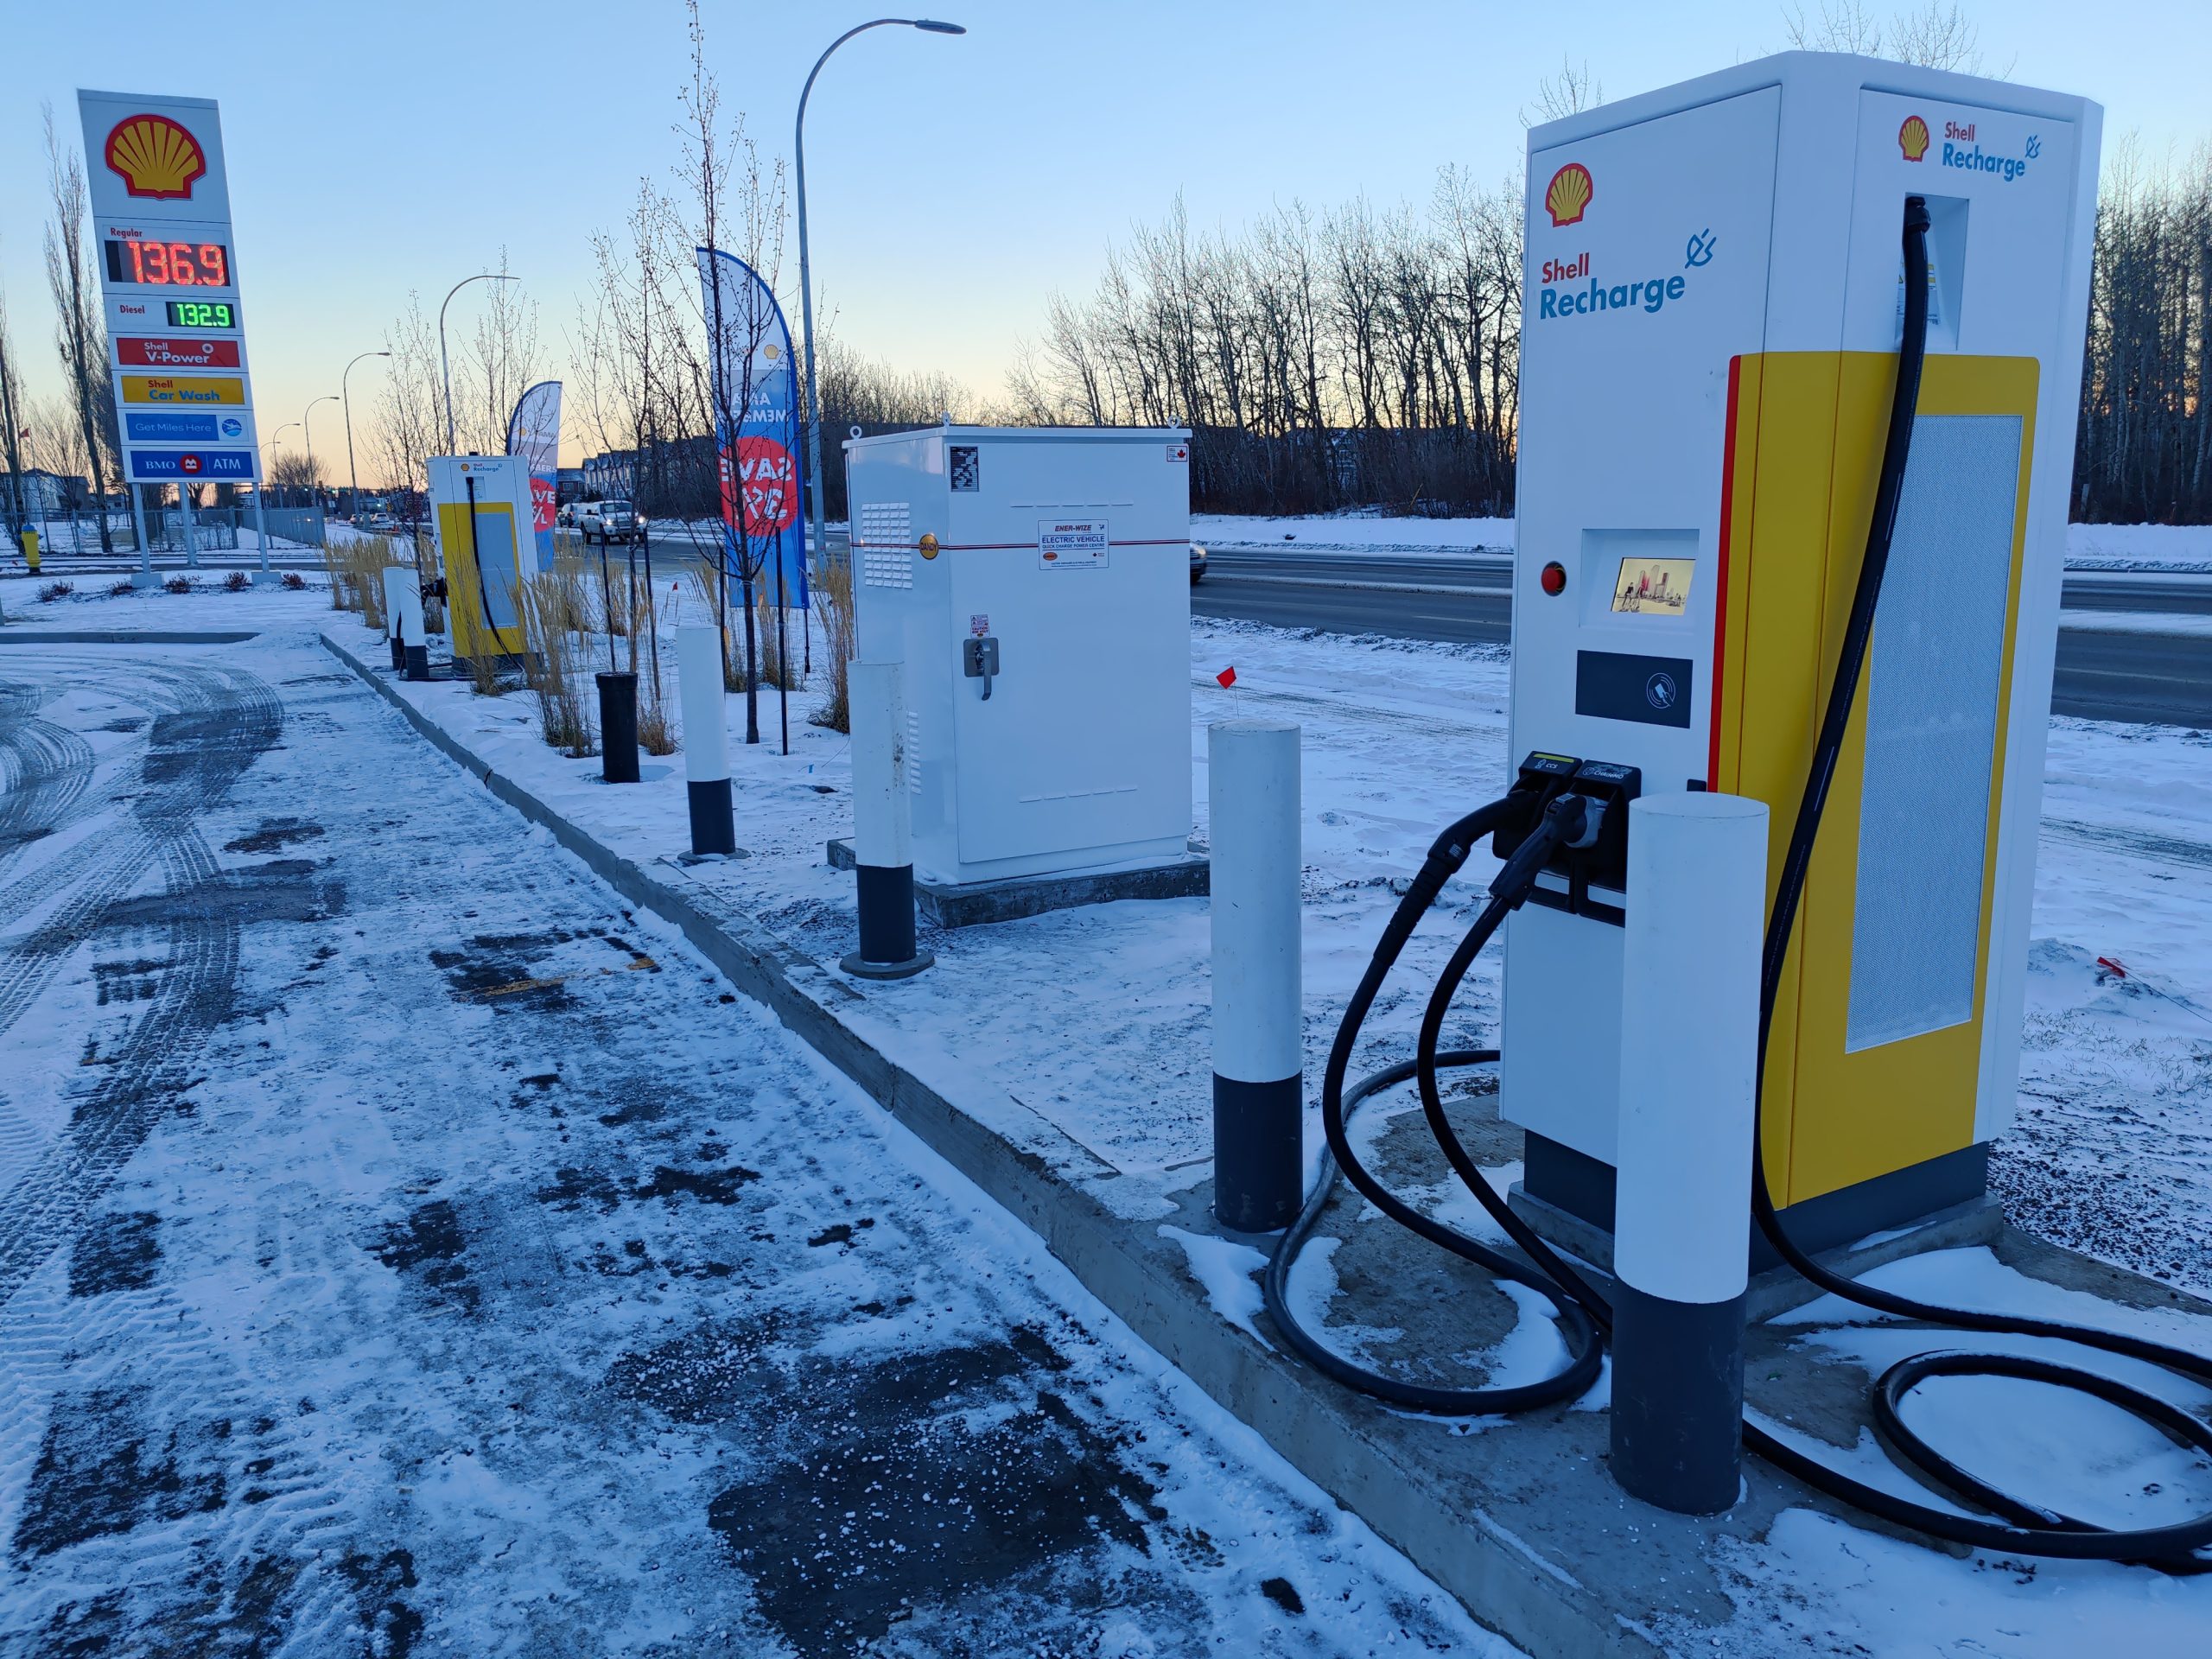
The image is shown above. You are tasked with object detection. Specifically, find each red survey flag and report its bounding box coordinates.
[1216,666,1237,689]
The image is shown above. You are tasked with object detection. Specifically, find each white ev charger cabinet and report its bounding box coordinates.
[1502,54,2100,1249]
[845,426,1193,887]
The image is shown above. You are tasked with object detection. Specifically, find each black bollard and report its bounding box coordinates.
[598,671,640,783]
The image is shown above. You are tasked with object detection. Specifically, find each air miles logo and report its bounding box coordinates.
[105,114,206,200]
[1544,163,1593,227]
[1901,112,2034,182]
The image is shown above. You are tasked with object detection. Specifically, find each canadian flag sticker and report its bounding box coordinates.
[1166,442,1190,463]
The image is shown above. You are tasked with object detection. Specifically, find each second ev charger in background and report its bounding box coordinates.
[429,454,539,670]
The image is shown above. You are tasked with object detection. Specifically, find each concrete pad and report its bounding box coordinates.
[825,835,1209,927]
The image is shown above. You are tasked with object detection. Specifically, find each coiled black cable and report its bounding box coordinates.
[1262,796,1608,1414]
[1267,194,2212,1569]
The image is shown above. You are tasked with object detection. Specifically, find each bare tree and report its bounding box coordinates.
[1522,58,1604,126]
[2075,137,2212,524]
[42,104,117,551]
[1782,1,2004,73]
[667,0,791,747]
[458,251,542,454]
[0,257,31,539]
[1016,166,1522,517]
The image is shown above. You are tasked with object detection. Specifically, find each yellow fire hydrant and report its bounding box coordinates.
[18,530,36,572]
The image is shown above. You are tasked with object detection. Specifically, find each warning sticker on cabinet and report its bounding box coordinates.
[1039,518,1109,570]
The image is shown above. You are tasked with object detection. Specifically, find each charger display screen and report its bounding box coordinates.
[1610,556,1694,615]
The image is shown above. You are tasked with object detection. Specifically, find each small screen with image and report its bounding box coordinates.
[1611,556,1694,615]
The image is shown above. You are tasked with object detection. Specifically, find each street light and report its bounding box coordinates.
[303,395,339,510]
[342,351,391,522]
[794,18,965,587]
[439,272,518,454]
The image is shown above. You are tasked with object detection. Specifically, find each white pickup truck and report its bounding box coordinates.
[578,499,647,546]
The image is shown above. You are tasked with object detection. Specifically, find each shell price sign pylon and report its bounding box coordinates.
[77,90,260,485]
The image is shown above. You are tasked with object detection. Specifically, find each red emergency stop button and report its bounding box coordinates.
[1540,561,1567,596]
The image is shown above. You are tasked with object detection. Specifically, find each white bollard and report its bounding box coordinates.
[1610,791,1769,1515]
[842,659,931,978]
[677,626,735,855]
[1209,718,1303,1231]
[381,567,406,670]
[394,567,429,681]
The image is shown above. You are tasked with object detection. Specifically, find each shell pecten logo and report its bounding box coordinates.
[1898,115,1931,162]
[1544,163,1593,228]
[105,114,207,200]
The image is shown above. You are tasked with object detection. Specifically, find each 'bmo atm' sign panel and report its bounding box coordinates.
[77,90,259,484]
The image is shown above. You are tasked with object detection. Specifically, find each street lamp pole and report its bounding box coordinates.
[342,351,391,524]
[439,272,518,455]
[794,18,965,620]
[304,395,339,520]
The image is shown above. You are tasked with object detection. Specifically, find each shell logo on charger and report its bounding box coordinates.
[1544,163,1593,227]
[1898,115,1932,162]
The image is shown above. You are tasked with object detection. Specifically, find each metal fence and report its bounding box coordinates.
[9,501,327,565]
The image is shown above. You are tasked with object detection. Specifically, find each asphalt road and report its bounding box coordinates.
[1194,549,2212,728]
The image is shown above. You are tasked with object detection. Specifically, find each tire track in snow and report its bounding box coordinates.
[0,659,281,1308]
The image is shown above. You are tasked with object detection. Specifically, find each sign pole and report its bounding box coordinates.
[179,484,200,567]
[251,483,273,582]
[127,483,156,588]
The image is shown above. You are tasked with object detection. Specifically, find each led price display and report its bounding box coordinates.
[101,238,231,288]
[165,299,238,328]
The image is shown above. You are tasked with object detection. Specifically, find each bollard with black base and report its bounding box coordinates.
[383,567,406,670]
[1610,792,1768,1516]
[1210,719,1303,1232]
[396,571,430,681]
[676,626,735,855]
[598,671,640,784]
[840,660,933,980]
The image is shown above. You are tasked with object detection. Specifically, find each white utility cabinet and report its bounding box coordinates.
[846,425,1193,887]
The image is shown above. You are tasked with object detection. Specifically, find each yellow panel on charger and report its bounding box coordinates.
[1718,350,2039,1206]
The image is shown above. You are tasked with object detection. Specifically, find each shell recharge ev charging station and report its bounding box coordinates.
[1263,51,2212,1567]
[1503,55,2098,1253]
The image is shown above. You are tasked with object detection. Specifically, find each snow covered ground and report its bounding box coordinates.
[1195,511,2212,572]
[0,608,1516,1656]
[7,577,2211,1654]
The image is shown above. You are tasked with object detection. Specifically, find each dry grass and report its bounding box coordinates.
[514,573,597,756]
[753,576,804,692]
[321,534,401,625]
[448,583,505,696]
[810,557,855,733]
[639,704,677,756]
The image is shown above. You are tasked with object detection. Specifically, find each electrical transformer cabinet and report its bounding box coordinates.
[845,426,1193,887]
[1502,54,2101,1243]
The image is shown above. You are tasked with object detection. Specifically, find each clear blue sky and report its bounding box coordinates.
[4,0,2206,473]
